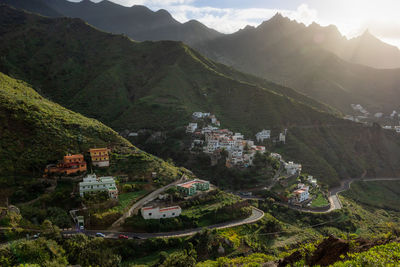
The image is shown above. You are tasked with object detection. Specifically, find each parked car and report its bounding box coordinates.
[96,232,106,238]
[118,234,129,239]
[132,235,143,239]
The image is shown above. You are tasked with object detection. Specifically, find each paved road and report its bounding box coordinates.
[277,177,400,214]
[111,177,186,229]
[325,177,400,212]
[64,207,264,239]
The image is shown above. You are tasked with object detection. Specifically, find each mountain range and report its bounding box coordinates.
[1,5,400,187]
[0,0,222,45]
[193,14,400,114]
[2,0,400,116]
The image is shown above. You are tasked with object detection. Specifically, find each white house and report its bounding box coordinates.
[307,176,318,187]
[186,123,198,133]
[233,133,244,141]
[279,133,286,143]
[193,112,210,119]
[201,125,219,134]
[141,206,182,219]
[293,187,309,203]
[219,138,235,151]
[251,145,266,153]
[79,174,118,199]
[256,130,271,142]
[205,139,220,153]
[285,161,302,176]
[128,132,138,137]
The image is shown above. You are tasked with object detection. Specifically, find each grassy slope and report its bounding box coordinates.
[1,6,400,186]
[0,72,185,186]
[342,180,400,211]
[0,71,130,177]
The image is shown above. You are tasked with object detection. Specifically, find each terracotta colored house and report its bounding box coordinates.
[89,148,110,167]
[45,154,87,175]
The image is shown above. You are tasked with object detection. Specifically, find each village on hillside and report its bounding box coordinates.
[31,112,329,232]
[185,112,329,209]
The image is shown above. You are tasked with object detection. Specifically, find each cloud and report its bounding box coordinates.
[165,4,318,33]
[70,0,195,6]
[67,1,400,47]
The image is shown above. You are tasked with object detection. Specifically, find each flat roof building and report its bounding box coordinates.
[79,174,118,199]
[89,148,110,167]
[177,179,210,196]
[141,206,182,219]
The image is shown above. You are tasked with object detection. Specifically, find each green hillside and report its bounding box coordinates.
[0,72,130,178]
[0,72,185,188]
[342,180,400,211]
[1,6,400,186]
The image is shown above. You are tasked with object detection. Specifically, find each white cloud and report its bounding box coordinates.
[69,0,194,6]
[163,4,318,33]
[68,1,400,47]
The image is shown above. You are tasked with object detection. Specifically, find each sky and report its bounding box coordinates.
[70,0,400,48]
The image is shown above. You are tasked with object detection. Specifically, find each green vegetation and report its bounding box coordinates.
[111,190,147,213]
[0,238,68,266]
[2,6,400,187]
[0,71,130,181]
[124,190,251,232]
[197,253,275,266]
[0,71,189,216]
[311,193,330,208]
[333,242,400,266]
[342,180,400,211]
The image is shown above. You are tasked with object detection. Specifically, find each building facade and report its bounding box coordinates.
[89,148,110,167]
[45,154,87,175]
[177,179,210,196]
[285,161,302,176]
[79,174,118,199]
[141,206,182,219]
[256,130,271,142]
[293,184,310,203]
[186,123,198,133]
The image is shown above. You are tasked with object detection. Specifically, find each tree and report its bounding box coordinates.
[160,249,196,267]
[63,234,121,267]
[47,207,71,228]
[122,184,133,193]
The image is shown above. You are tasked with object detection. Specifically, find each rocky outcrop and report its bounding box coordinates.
[307,236,350,266]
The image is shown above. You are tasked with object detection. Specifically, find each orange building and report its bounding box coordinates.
[45,154,87,175]
[89,148,110,167]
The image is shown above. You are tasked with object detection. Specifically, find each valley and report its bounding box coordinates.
[0,1,400,266]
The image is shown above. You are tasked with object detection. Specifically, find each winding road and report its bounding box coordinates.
[110,176,186,229]
[274,177,400,214]
[310,177,400,213]
[63,207,264,239]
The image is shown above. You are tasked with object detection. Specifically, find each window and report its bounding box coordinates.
[172,213,175,216]
[148,213,152,216]
[163,214,166,217]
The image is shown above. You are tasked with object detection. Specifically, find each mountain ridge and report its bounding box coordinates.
[2,5,400,187]
[0,0,223,45]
